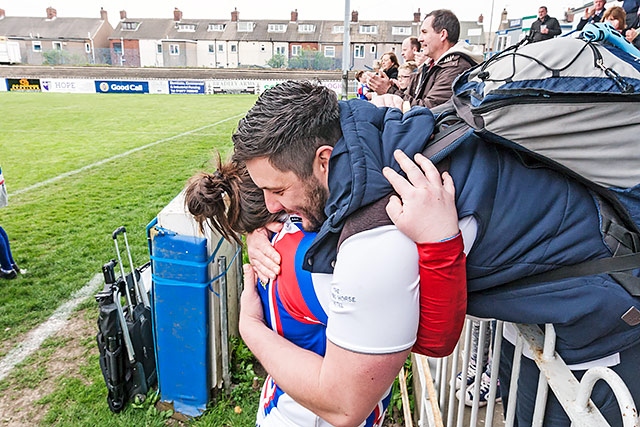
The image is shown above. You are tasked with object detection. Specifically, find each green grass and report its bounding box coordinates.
[0,92,261,425]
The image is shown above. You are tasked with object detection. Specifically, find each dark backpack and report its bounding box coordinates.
[426,31,640,297]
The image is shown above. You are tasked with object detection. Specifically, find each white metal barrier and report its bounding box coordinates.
[412,318,639,427]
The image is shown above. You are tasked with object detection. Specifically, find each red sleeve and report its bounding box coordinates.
[412,233,467,357]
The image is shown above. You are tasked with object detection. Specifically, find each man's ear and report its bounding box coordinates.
[315,145,333,178]
[440,29,449,43]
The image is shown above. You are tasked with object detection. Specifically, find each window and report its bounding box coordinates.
[170,44,179,55]
[237,22,254,32]
[85,42,91,53]
[354,44,365,58]
[157,44,162,54]
[208,44,215,53]
[324,46,335,57]
[177,23,196,32]
[276,46,286,55]
[268,24,287,32]
[359,25,377,34]
[291,45,302,56]
[52,41,62,50]
[391,26,412,36]
[218,44,224,52]
[298,24,315,33]
[121,21,139,31]
[332,25,344,33]
[370,45,376,54]
[113,42,122,54]
[32,41,42,52]
[230,44,237,53]
[208,23,225,31]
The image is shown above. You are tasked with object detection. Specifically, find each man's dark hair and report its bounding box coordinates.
[408,36,421,51]
[426,9,460,44]
[539,6,548,12]
[232,80,342,179]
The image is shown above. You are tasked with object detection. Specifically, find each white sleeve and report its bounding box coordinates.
[326,225,419,354]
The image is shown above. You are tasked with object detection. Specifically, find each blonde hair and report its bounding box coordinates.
[399,61,418,74]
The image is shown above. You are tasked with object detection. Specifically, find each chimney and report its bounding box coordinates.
[291,9,298,22]
[351,10,358,23]
[413,8,421,23]
[173,7,182,22]
[231,8,239,22]
[120,10,127,20]
[0,8,5,20]
[46,6,57,20]
[100,7,108,21]
[565,8,574,23]
[477,13,484,24]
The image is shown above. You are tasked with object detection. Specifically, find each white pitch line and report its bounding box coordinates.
[0,273,103,382]
[12,114,244,197]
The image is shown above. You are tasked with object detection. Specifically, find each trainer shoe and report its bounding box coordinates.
[456,373,500,407]
[455,359,478,390]
[0,268,17,280]
[12,263,26,275]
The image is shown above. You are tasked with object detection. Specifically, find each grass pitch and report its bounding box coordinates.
[0,92,260,425]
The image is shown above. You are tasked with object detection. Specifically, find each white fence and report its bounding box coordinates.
[412,318,639,427]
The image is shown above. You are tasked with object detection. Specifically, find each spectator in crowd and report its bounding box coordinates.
[623,0,640,29]
[368,9,482,109]
[603,6,640,48]
[378,51,400,80]
[577,0,607,30]
[529,6,562,42]
[184,150,466,426]
[354,70,372,100]
[400,36,421,62]
[246,80,640,427]
[0,167,24,280]
[455,320,499,407]
[395,61,418,92]
[0,227,20,280]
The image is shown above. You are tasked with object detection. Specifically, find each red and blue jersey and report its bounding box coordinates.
[256,220,390,427]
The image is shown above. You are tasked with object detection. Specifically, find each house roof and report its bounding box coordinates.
[109,17,482,45]
[0,17,110,40]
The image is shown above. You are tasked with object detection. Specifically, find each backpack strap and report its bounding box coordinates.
[504,253,640,295]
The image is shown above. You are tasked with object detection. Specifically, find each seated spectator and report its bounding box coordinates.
[379,51,400,80]
[395,61,418,92]
[603,6,640,48]
[577,0,607,30]
[401,36,421,63]
[368,9,482,109]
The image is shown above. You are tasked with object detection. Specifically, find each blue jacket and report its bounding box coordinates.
[304,99,640,364]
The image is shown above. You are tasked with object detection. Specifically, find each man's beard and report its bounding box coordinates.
[299,176,328,232]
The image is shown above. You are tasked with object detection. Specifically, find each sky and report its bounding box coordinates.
[5,0,586,31]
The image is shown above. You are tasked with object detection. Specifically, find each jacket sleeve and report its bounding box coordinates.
[548,18,562,37]
[412,233,467,357]
[576,17,589,31]
[390,61,466,109]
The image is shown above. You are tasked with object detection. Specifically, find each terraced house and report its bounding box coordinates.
[1,6,486,69]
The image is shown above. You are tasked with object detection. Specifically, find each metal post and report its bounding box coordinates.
[487,0,496,52]
[218,256,231,395]
[341,0,351,100]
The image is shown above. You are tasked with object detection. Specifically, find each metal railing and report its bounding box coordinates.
[412,318,639,427]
